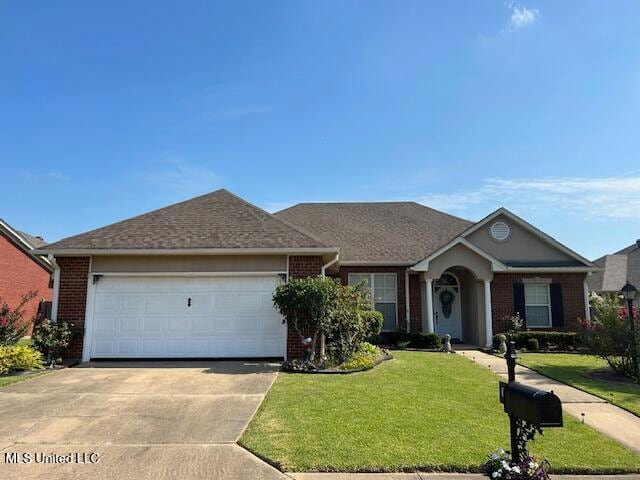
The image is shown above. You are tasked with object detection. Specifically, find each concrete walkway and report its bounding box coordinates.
[457,349,640,454]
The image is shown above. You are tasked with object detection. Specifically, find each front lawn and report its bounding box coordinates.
[240,351,640,473]
[518,353,640,417]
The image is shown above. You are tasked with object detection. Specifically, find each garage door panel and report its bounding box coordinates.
[91,275,284,358]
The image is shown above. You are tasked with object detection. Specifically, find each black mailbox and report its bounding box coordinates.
[500,381,563,428]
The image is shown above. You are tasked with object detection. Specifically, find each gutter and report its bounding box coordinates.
[321,253,340,277]
[32,247,340,256]
[48,254,61,321]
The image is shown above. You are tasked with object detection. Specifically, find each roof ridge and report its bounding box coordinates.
[44,189,229,248]
[217,190,331,248]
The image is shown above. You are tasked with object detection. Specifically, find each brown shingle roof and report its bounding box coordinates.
[588,241,640,293]
[274,202,473,264]
[41,189,329,251]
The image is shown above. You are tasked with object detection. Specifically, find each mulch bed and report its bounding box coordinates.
[282,351,393,374]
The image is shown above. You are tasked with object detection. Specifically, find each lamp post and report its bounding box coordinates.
[621,281,639,379]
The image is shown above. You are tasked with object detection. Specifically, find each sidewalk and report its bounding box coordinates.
[457,349,640,454]
[289,473,640,479]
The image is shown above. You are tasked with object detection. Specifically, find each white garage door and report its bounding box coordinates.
[89,275,285,358]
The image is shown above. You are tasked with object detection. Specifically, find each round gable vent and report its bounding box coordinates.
[490,221,510,241]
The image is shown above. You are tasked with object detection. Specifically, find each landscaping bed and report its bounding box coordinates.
[241,351,640,474]
[283,348,393,374]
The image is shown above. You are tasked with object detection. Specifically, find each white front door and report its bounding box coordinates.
[90,275,286,358]
[433,272,462,340]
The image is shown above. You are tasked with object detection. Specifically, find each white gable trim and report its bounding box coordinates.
[411,237,508,272]
[460,208,594,267]
[0,218,52,271]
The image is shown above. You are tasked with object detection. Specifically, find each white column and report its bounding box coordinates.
[425,278,435,334]
[583,280,591,322]
[483,279,493,348]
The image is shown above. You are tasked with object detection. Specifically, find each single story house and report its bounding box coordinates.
[0,218,53,330]
[587,240,640,306]
[35,189,598,362]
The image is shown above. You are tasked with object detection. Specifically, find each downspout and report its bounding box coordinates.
[48,254,61,322]
[405,269,411,333]
[320,253,340,360]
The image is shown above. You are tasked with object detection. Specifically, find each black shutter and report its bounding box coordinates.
[513,283,526,320]
[550,283,564,327]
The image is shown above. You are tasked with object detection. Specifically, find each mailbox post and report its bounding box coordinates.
[500,340,563,462]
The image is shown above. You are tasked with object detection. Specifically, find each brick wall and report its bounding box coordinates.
[408,273,423,333]
[491,272,587,333]
[286,256,324,358]
[56,257,90,359]
[334,266,409,331]
[0,232,52,334]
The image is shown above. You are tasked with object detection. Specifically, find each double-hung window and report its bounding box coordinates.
[524,284,552,327]
[348,273,397,331]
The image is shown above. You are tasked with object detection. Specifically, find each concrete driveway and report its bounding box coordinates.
[0,361,289,480]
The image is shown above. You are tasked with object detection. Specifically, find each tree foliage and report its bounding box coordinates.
[580,293,640,381]
[0,291,38,346]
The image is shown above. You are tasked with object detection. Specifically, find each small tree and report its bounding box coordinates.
[580,293,639,382]
[0,291,38,346]
[272,276,339,363]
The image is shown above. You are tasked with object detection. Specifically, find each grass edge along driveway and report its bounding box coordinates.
[517,352,640,417]
[240,351,640,474]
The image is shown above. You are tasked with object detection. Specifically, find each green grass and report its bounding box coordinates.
[240,351,640,473]
[518,353,640,417]
[0,372,47,388]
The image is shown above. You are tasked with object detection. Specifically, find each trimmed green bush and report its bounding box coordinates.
[527,337,539,351]
[0,345,43,375]
[380,330,443,350]
[494,331,580,351]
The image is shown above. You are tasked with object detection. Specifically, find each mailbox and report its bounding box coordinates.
[500,381,563,428]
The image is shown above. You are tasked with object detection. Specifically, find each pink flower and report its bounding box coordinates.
[0,316,7,326]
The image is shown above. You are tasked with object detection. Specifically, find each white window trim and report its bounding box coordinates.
[348,272,398,331]
[524,283,553,328]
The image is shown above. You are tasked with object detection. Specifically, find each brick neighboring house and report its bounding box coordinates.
[0,219,53,333]
[35,189,598,362]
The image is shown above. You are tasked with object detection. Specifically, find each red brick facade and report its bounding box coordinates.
[56,257,90,359]
[286,255,324,358]
[0,231,52,333]
[490,272,587,333]
[408,273,423,333]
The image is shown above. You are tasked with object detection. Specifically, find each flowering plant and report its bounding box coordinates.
[0,292,38,346]
[484,449,550,479]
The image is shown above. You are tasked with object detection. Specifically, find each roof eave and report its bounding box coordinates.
[33,247,340,256]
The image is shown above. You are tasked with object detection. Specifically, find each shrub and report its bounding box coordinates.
[411,332,442,349]
[0,291,38,346]
[325,285,383,365]
[580,293,639,381]
[341,342,381,370]
[494,332,580,351]
[527,338,539,351]
[0,345,43,375]
[32,319,73,365]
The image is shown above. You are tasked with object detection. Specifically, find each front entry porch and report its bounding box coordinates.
[412,239,502,348]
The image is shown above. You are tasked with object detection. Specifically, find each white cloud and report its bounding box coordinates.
[508,4,540,29]
[143,158,223,197]
[417,176,640,220]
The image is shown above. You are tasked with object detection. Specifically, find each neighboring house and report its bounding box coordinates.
[35,189,598,362]
[587,240,640,306]
[0,218,53,331]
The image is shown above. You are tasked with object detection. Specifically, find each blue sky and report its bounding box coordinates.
[2,1,639,260]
